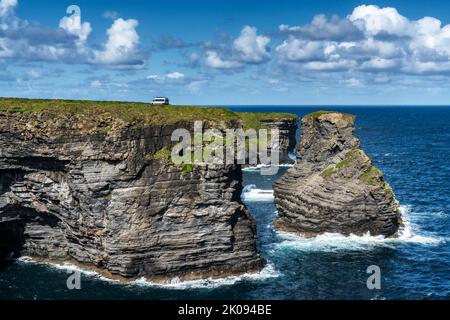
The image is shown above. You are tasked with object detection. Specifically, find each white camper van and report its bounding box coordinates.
[152,97,170,105]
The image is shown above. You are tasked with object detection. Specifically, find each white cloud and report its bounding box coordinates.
[166,71,185,79]
[94,18,145,68]
[205,50,243,69]
[277,38,328,62]
[232,25,270,63]
[205,25,271,69]
[0,0,17,18]
[59,13,92,44]
[276,4,450,77]
[0,4,146,69]
[349,5,411,37]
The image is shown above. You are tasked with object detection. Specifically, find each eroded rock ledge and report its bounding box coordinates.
[0,108,269,281]
[273,111,402,237]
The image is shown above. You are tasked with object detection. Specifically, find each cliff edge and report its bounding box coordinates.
[0,99,298,281]
[273,111,402,237]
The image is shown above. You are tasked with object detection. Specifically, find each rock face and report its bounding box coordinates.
[259,117,298,164]
[273,111,402,237]
[0,111,264,280]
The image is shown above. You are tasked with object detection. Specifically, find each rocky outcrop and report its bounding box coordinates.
[259,117,298,164]
[0,111,264,281]
[273,111,402,237]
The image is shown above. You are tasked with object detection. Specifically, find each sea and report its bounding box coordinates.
[0,106,449,300]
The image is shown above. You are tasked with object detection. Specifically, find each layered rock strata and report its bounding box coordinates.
[0,111,265,280]
[273,111,402,237]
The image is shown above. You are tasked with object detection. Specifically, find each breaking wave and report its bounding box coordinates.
[130,263,280,290]
[241,184,274,202]
[271,205,444,253]
[17,258,280,290]
[17,257,121,284]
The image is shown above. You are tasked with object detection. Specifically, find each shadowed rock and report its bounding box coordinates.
[273,111,403,237]
[0,110,265,281]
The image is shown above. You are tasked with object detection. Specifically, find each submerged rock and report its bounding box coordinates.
[273,111,402,237]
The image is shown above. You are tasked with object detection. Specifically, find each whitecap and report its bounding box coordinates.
[130,263,280,290]
[241,184,274,202]
[17,257,120,284]
[271,205,444,253]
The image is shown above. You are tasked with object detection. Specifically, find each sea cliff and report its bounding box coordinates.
[0,98,297,281]
[273,111,402,237]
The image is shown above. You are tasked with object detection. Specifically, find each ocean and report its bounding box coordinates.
[1,106,449,300]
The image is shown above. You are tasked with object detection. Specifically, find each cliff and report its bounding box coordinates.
[0,98,296,281]
[257,117,298,164]
[273,111,402,237]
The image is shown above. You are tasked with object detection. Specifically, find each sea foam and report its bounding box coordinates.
[17,258,279,290]
[17,257,121,284]
[271,205,444,253]
[130,263,280,290]
[241,184,274,202]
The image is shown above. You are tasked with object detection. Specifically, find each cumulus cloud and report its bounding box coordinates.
[0,2,146,69]
[205,25,270,69]
[276,4,450,76]
[94,18,145,68]
[0,0,17,18]
[279,14,363,41]
[232,26,270,63]
[205,50,243,69]
[59,12,92,45]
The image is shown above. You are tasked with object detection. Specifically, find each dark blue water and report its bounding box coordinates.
[1,106,449,300]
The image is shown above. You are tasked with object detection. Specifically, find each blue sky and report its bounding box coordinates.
[1,0,450,105]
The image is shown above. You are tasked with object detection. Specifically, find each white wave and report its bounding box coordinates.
[271,205,444,253]
[241,184,274,202]
[130,263,280,290]
[17,256,279,290]
[17,257,120,284]
[242,163,294,172]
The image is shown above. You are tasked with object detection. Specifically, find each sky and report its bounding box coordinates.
[1,0,450,105]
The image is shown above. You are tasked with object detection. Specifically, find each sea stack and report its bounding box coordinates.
[273,111,402,237]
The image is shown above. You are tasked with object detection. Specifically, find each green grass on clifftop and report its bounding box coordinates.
[0,98,297,129]
[304,110,354,120]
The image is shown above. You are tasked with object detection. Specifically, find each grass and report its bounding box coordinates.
[182,164,194,174]
[145,147,172,161]
[304,110,354,121]
[320,148,390,192]
[360,165,383,186]
[321,149,360,178]
[0,97,297,130]
[237,112,298,130]
[335,149,360,170]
